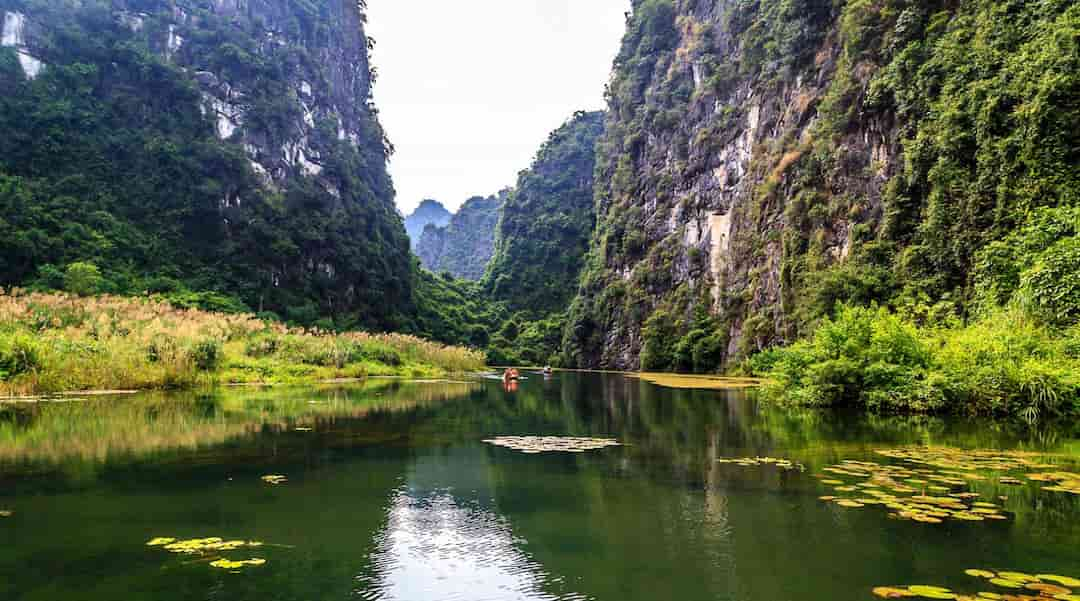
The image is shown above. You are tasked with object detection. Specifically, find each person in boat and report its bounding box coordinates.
[543,366,553,376]
[502,368,520,383]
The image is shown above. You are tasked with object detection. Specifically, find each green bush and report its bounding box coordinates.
[63,262,104,297]
[0,333,41,380]
[1021,237,1080,326]
[753,305,1080,418]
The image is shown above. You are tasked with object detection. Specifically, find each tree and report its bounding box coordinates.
[64,262,103,296]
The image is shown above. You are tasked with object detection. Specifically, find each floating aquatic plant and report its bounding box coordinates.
[715,456,806,471]
[147,536,270,572]
[482,436,620,454]
[0,510,11,517]
[816,457,1011,524]
[818,446,1080,525]
[873,568,1080,600]
[210,558,266,570]
[261,474,288,484]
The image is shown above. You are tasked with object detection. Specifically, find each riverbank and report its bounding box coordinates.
[0,291,485,395]
[749,304,1080,419]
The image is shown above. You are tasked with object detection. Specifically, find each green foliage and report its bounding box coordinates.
[0,290,485,394]
[188,338,223,372]
[484,112,604,315]
[0,332,41,381]
[752,304,1080,418]
[63,262,104,297]
[417,193,503,281]
[0,0,411,331]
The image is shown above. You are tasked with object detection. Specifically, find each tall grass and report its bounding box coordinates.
[0,290,486,395]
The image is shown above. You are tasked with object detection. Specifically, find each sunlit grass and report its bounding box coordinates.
[0,289,486,394]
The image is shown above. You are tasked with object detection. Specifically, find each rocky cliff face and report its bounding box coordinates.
[564,0,1079,371]
[0,0,411,327]
[416,193,504,281]
[405,199,452,249]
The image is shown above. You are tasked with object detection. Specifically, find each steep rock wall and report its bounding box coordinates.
[564,0,1079,370]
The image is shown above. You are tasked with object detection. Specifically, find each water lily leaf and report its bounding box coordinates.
[1025,583,1071,596]
[146,537,176,546]
[1035,576,1080,588]
[907,585,957,599]
[989,579,1024,589]
[965,570,996,579]
[874,586,917,598]
[997,572,1037,583]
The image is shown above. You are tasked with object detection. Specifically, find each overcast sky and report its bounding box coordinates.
[366,0,630,215]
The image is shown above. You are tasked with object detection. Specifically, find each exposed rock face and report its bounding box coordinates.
[416,193,504,281]
[566,0,1079,371]
[405,199,452,248]
[564,0,900,370]
[0,0,410,327]
[1,10,45,79]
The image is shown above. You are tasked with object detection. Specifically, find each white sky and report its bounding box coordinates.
[366,0,630,214]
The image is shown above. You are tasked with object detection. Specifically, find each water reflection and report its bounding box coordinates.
[0,373,1077,601]
[0,379,480,467]
[358,488,588,601]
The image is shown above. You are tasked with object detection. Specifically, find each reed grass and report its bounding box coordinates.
[0,289,486,395]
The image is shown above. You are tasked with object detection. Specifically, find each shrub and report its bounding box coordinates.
[1021,237,1080,326]
[0,333,41,380]
[63,262,104,297]
[753,304,1080,418]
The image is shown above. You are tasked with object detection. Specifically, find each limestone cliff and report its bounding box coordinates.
[0,0,410,327]
[405,199,452,249]
[564,0,1079,370]
[416,193,504,281]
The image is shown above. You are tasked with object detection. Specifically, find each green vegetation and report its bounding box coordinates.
[0,290,484,395]
[750,304,1080,418]
[483,111,604,366]
[560,0,1080,418]
[753,206,1080,417]
[417,192,504,281]
[0,0,412,332]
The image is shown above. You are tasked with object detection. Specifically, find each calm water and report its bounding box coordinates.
[0,373,1078,601]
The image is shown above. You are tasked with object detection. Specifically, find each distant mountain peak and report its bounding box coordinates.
[405,199,452,248]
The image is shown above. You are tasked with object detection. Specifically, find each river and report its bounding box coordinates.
[0,373,1077,600]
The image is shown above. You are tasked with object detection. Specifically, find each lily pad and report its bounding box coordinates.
[907,585,957,599]
[874,586,917,598]
[1036,575,1080,588]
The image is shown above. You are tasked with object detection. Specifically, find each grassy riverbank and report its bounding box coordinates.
[0,291,485,395]
[749,305,1080,419]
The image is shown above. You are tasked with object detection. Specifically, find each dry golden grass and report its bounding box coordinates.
[0,289,485,395]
